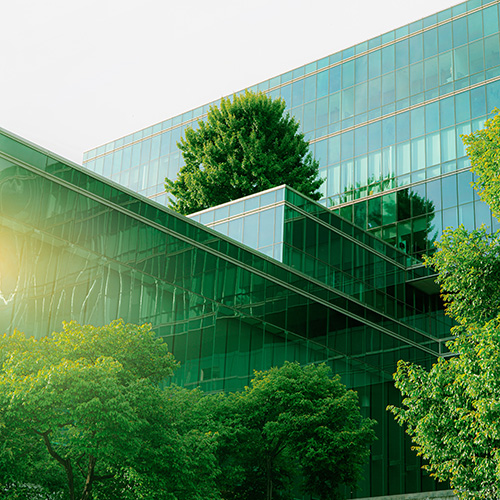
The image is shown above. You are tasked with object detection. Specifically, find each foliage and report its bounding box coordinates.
[391,318,500,499]
[0,320,219,500]
[463,108,500,219]
[389,110,500,499]
[211,362,376,500]
[424,225,500,326]
[166,91,323,214]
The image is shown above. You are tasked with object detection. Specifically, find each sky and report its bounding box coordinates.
[1,0,461,164]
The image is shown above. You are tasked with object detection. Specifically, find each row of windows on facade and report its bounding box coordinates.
[91,117,485,206]
[83,81,498,201]
[83,1,499,161]
[84,32,500,175]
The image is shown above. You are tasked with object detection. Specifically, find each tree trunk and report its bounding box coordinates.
[80,455,97,500]
[35,429,76,500]
[266,456,273,500]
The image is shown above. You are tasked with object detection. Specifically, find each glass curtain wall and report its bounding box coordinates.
[0,127,451,497]
[83,0,500,259]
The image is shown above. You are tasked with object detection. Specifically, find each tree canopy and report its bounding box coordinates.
[0,320,377,499]
[165,91,323,214]
[0,320,219,500]
[389,110,500,500]
[211,362,376,500]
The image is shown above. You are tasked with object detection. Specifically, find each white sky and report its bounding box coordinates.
[1,0,461,164]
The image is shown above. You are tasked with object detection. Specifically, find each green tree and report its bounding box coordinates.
[463,107,500,218]
[389,111,500,499]
[211,362,376,500]
[165,91,323,214]
[0,320,219,500]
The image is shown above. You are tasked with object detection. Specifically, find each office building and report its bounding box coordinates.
[83,0,500,262]
[4,0,500,497]
[1,127,451,497]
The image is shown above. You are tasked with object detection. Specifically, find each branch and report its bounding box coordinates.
[271,441,287,460]
[76,453,86,478]
[32,428,67,468]
[32,428,76,500]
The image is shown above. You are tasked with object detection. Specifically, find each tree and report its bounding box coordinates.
[211,362,376,500]
[165,91,323,214]
[0,320,219,500]
[463,107,500,218]
[389,110,500,499]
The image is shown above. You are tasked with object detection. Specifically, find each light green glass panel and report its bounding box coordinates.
[397,142,410,175]
[440,127,457,162]
[426,132,441,167]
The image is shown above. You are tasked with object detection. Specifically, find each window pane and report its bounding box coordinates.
[426,132,441,167]
[470,86,486,119]
[341,131,354,160]
[368,77,381,109]
[369,50,381,79]
[484,5,499,36]
[409,34,423,63]
[454,45,469,79]
[397,142,410,175]
[343,60,355,88]
[355,55,368,83]
[410,62,424,95]
[411,107,425,137]
[242,214,259,247]
[396,112,410,143]
[354,83,368,114]
[440,96,455,128]
[469,40,484,75]
[380,116,395,151]
[355,126,368,157]
[342,88,354,118]
[455,92,470,123]
[368,122,381,152]
[382,45,395,74]
[329,93,341,122]
[317,70,329,98]
[329,66,341,93]
[303,102,315,131]
[304,75,316,102]
[467,11,483,42]
[395,40,409,69]
[485,35,500,70]
[439,51,454,85]
[328,136,340,164]
[438,23,452,52]
[453,17,467,47]
[425,102,439,133]
[423,28,438,58]
[424,57,438,91]
[396,67,409,100]
[411,137,426,171]
[441,127,456,162]
[382,74,395,106]
[442,175,458,209]
[292,80,304,107]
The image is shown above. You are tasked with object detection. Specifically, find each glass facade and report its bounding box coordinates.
[189,185,452,341]
[9,0,499,497]
[1,127,450,497]
[83,0,500,260]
